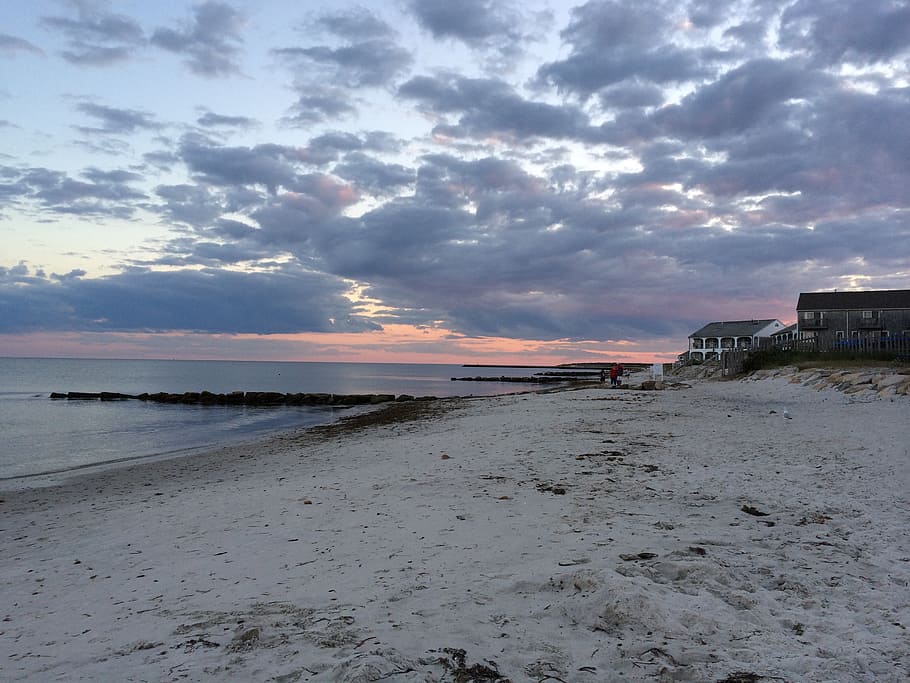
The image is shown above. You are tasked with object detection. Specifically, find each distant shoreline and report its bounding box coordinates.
[462,363,565,368]
[463,362,655,369]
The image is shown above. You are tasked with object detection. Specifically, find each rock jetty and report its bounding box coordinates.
[743,366,910,398]
[49,391,435,406]
[450,375,586,384]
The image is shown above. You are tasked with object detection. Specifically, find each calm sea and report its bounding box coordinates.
[0,358,556,481]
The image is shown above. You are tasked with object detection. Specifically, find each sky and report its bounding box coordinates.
[1,0,909,365]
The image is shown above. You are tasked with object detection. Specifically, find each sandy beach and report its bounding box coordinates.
[2,371,908,682]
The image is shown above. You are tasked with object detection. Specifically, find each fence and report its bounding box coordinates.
[721,349,747,376]
[767,335,910,357]
[677,335,910,375]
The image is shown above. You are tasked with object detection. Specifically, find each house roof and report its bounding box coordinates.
[797,289,910,311]
[771,322,798,336]
[689,319,780,338]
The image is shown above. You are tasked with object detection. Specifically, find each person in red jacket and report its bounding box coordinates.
[609,363,619,387]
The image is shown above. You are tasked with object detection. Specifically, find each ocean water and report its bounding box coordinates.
[0,358,559,481]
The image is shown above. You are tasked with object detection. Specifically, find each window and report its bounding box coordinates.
[835,330,845,340]
[862,310,875,318]
[802,311,816,320]
[881,330,890,338]
[851,330,859,338]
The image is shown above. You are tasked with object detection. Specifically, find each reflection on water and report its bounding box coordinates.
[0,358,559,479]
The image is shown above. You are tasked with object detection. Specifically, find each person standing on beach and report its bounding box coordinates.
[617,363,624,385]
[600,368,606,383]
[609,363,619,387]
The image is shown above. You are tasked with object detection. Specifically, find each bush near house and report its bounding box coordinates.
[743,347,910,373]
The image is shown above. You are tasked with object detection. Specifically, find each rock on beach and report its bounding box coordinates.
[744,365,910,397]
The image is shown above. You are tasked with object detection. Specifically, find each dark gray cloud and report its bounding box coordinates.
[313,7,396,40]
[63,43,135,65]
[247,177,359,248]
[406,0,540,69]
[723,20,768,50]
[75,102,161,135]
[779,0,910,66]
[536,0,713,96]
[333,153,415,193]
[0,262,378,334]
[81,167,144,184]
[196,111,258,129]
[0,33,44,56]
[409,0,522,47]
[177,136,302,192]
[1,164,146,218]
[275,40,412,88]
[654,58,826,138]
[633,82,910,219]
[281,131,404,166]
[305,132,368,163]
[155,183,226,228]
[143,150,181,170]
[151,1,244,77]
[284,86,358,125]
[686,0,732,29]
[660,215,910,280]
[398,74,590,141]
[152,135,366,251]
[315,200,473,279]
[40,5,144,65]
[598,81,665,110]
[274,7,411,91]
[148,234,272,268]
[421,154,539,196]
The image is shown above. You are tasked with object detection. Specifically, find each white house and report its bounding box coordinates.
[687,319,785,361]
[770,322,798,346]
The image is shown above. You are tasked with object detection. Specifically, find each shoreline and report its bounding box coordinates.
[0,397,460,492]
[1,357,573,482]
[4,382,561,488]
[1,374,908,681]
[0,402,367,487]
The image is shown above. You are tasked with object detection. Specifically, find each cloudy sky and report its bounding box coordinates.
[1,0,909,364]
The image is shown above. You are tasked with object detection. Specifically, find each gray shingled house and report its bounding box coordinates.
[797,289,910,346]
[687,319,785,361]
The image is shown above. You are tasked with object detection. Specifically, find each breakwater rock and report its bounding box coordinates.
[451,375,584,384]
[49,391,436,406]
[49,391,136,401]
[744,366,910,398]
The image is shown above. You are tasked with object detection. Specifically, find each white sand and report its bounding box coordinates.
[1,375,908,682]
